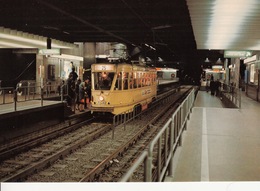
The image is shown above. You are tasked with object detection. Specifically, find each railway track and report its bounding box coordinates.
[0,112,94,161]
[0,121,113,182]
[0,86,193,182]
[80,86,192,182]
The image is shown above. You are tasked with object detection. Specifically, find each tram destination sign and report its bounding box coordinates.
[224,50,252,58]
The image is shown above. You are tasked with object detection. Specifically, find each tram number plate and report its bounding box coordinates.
[95,65,115,71]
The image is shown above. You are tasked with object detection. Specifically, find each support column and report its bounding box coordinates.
[224,58,229,85]
[83,42,96,79]
[234,58,241,89]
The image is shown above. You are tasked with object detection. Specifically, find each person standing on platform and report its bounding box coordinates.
[78,81,85,112]
[66,64,78,111]
[75,79,81,110]
[206,79,210,92]
[84,78,91,109]
[215,79,221,96]
[67,73,76,109]
[210,78,215,96]
[69,65,78,81]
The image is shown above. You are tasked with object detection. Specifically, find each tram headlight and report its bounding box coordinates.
[99,96,104,101]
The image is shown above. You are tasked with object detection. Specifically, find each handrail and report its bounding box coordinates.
[0,84,68,111]
[221,83,241,108]
[120,88,195,182]
[0,87,14,104]
[120,151,149,182]
[112,87,180,139]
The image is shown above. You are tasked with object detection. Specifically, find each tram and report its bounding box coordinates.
[90,63,157,115]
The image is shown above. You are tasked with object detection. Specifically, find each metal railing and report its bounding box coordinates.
[221,83,241,108]
[0,83,68,111]
[112,87,180,139]
[0,87,14,104]
[120,88,196,182]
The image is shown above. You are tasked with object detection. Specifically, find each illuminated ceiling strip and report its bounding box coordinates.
[0,27,77,49]
[206,0,257,49]
[0,40,36,48]
[187,0,260,50]
[0,38,46,49]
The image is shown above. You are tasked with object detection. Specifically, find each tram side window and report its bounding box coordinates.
[115,72,122,90]
[146,73,151,86]
[150,73,153,85]
[153,72,156,84]
[142,72,149,87]
[144,73,151,86]
[138,72,142,87]
[129,72,133,89]
[123,72,129,90]
[133,72,137,88]
[132,72,145,88]
[141,73,145,86]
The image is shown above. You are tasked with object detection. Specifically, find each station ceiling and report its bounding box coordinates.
[1,0,260,62]
[0,0,195,60]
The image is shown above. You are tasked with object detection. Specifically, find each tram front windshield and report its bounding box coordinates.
[93,72,114,90]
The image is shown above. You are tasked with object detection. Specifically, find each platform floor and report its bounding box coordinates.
[0,100,91,116]
[165,90,260,181]
[0,100,64,115]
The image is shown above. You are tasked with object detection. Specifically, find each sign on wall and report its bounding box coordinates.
[224,50,252,58]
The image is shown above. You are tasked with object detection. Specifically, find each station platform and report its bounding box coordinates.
[165,90,260,181]
[0,100,90,144]
[0,100,62,115]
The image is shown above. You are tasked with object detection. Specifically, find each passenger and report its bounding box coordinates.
[75,79,82,110]
[206,79,210,92]
[69,66,78,81]
[46,80,51,95]
[215,79,221,96]
[84,78,91,108]
[210,78,215,96]
[102,74,111,89]
[58,80,65,95]
[67,73,76,109]
[78,81,85,112]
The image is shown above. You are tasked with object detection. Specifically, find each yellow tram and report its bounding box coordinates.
[90,63,157,115]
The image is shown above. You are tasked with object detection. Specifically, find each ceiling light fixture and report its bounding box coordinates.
[0,27,77,49]
[187,0,259,50]
[152,25,172,30]
[206,0,257,49]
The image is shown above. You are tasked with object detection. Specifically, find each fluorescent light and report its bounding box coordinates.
[0,27,77,49]
[187,0,260,50]
[0,39,36,48]
[206,0,257,49]
[152,25,172,30]
[144,43,156,50]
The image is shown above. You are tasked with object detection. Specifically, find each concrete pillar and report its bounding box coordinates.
[234,58,240,89]
[36,55,44,91]
[224,58,229,85]
[83,42,96,79]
